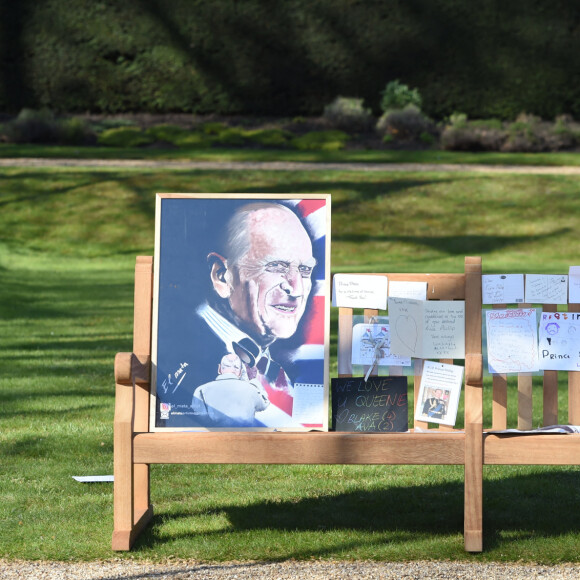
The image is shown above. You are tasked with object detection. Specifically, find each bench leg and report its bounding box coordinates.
[112,378,135,550]
[112,378,153,550]
[464,387,483,552]
[112,457,153,550]
[464,432,483,552]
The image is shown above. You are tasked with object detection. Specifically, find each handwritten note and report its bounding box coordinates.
[351,323,411,367]
[485,309,539,373]
[415,360,464,426]
[569,266,580,304]
[482,274,524,305]
[525,274,568,304]
[292,383,325,424]
[332,274,388,310]
[388,298,465,359]
[388,281,427,301]
[331,376,408,432]
[538,312,580,371]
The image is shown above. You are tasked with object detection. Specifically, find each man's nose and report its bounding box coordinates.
[280,267,304,296]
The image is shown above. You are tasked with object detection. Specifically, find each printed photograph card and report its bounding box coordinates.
[415,360,464,426]
[538,312,580,371]
[485,308,539,374]
[151,194,331,431]
[387,297,465,359]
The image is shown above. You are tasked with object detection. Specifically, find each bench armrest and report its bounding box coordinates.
[115,353,150,385]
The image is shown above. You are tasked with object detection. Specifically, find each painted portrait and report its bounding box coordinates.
[150,194,330,431]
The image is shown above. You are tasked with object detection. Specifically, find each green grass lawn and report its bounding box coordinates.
[1,165,580,562]
[3,142,580,166]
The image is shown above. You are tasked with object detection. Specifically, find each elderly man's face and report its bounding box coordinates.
[227,207,315,343]
[219,353,242,377]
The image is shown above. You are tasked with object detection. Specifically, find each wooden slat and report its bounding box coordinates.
[570,371,580,425]
[133,431,466,465]
[113,357,136,550]
[491,304,508,430]
[517,376,533,429]
[484,434,580,465]
[132,257,153,518]
[413,359,428,430]
[542,304,559,426]
[437,358,455,432]
[569,304,580,425]
[351,272,467,300]
[517,303,533,430]
[491,374,508,430]
[363,308,379,378]
[112,257,154,551]
[463,256,483,552]
[338,307,354,377]
[133,257,153,432]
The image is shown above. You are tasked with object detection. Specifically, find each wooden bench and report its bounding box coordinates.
[112,255,484,550]
[112,254,580,552]
[483,301,580,465]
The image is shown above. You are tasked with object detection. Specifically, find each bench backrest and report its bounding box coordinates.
[489,301,580,431]
[336,257,482,431]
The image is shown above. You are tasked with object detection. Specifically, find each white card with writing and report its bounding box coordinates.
[291,383,326,424]
[332,274,387,310]
[351,323,411,366]
[482,274,524,305]
[485,308,539,373]
[538,312,580,371]
[415,360,464,426]
[524,274,568,304]
[388,298,465,359]
[569,266,580,304]
[388,280,428,301]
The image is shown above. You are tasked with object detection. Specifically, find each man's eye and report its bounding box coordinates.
[298,265,313,278]
[265,261,290,273]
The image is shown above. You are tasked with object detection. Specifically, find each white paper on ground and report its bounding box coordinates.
[72,475,114,482]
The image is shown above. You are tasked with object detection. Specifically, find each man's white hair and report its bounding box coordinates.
[224,202,298,266]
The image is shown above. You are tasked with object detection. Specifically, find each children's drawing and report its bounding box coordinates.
[538,312,580,371]
[485,308,539,373]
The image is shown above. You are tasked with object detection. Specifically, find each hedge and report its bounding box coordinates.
[1,0,580,119]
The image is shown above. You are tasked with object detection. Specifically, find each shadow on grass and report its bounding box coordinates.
[334,228,572,256]
[225,176,454,207]
[133,469,580,557]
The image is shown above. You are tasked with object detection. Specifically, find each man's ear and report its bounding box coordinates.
[208,252,231,299]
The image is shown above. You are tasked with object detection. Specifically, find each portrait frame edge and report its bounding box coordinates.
[149,192,332,433]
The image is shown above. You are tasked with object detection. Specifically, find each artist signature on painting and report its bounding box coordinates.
[161,362,189,394]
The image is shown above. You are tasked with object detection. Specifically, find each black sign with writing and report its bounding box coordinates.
[331,376,408,432]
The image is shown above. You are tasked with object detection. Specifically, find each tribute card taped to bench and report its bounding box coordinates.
[331,376,408,432]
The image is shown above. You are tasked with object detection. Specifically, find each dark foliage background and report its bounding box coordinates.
[1,0,579,119]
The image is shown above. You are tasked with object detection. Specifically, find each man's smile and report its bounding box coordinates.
[271,303,299,313]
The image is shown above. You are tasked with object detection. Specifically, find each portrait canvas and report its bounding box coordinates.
[150,194,331,431]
